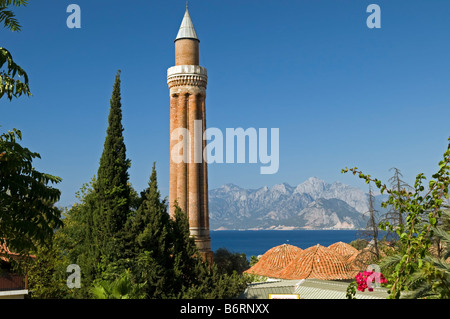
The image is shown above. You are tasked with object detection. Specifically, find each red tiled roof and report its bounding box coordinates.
[347,246,384,272]
[274,244,356,280]
[244,244,303,278]
[328,241,359,261]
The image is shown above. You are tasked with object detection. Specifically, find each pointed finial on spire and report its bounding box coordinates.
[175,2,199,42]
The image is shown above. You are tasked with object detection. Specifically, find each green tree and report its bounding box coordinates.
[249,255,259,267]
[59,169,250,299]
[0,129,62,254]
[0,2,62,298]
[181,263,250,299]
[24,232,70,299]
[57,177,101,297]
[342,136,450,298]
[94,70,131,262]
[131,163,170,259]
[381,167,412,230]
[169,206,249,299]
[126,163,173,298]
[364,183,380,259]
[213,247,250,275]
[380,209,450,299]
[0,0,53,254]
[349,238,368,250]
[169,204,206,297]
[91,269,146,299]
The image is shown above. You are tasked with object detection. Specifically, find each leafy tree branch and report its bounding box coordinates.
[0,47,31,100]
[342,136,450,298]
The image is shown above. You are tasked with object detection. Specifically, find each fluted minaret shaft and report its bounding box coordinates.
[167,6,213,264]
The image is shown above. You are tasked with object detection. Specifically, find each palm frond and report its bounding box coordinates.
[434,213,450,260]
[379,252,402,270]
[402,282,435,299]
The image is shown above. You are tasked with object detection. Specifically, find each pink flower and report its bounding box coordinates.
[354,271,386,292]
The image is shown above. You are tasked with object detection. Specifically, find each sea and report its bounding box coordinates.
[210,230,367,258]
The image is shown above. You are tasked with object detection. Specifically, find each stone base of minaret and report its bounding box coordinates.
[196,238,214,264]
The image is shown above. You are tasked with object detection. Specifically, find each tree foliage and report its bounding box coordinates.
[124,163,173,298]
[0,47,31,100]
[0,129,62,254]
[0,0,31,100]
[91,269,146,299]
[58,162,249,299]
[23,232,70,299]
[94,70,131,263]
[57,178,100,298]
[342,136,450,298]
[213,247,250,276]
[381,167,412,229]
[358,183,380,259]
[0,0,28,32]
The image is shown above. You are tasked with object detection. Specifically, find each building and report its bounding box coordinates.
[273,244,356,280]
[239,279,389,299]
[241,242,390,299]
[167,5,213,263]
[328,241,359,261]
[245,244,303,278]
[0,243,30,299]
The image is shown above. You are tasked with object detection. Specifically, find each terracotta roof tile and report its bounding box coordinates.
[347,246,384,272]
[274,244,356,280]
[328,241,359,261]
[244,244,303,278]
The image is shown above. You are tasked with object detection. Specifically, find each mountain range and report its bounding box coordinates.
[209,177,388,230]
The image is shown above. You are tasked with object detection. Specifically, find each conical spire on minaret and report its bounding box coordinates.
[175,3,199,42]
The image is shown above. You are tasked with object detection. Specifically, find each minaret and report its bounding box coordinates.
[167,5,213,263]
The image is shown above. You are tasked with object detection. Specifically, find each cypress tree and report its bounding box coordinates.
[170,204,206,297]
[127,163,173,298]
[94,70,131,261]
[132,163,169,254]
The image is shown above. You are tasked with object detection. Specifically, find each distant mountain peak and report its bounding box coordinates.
[220,183,242,191]
[294,177,328,196]
[271,183,294,194]
[307,176,325,182]
[209,177,388,230]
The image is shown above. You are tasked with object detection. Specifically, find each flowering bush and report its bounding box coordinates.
[355,271,387,292]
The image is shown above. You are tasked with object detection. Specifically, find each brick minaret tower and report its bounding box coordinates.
[167,5,213,263]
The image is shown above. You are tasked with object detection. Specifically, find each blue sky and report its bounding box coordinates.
[2,0,450,207]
